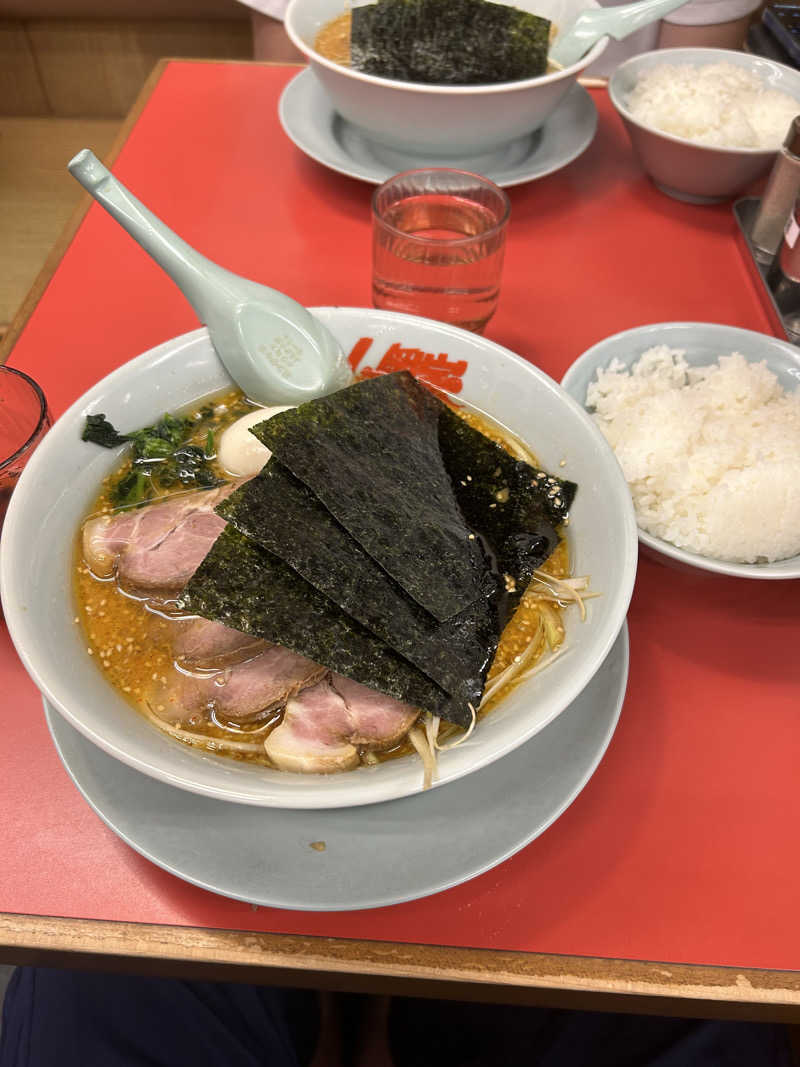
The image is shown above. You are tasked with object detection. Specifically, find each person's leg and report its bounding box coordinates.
[388,997,795,1067]
[344,994,394,1067]
[0,967,319,1067]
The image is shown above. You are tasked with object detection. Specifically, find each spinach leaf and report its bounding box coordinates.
[81,414,128,449]
[125,413,192,460]
[110,470,149,510]
[83,411,223,509]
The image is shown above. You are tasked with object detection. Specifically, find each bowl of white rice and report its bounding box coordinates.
[561,322,800,579]
[608,48,800,204]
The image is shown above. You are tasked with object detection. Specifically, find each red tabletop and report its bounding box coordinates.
[2,60,799,978]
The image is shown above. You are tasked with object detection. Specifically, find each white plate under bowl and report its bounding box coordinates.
[278,68,597,188]
[2,308,637,809]
[45,626,628,911]
[561,322,800,579]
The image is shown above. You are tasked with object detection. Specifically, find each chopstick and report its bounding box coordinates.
[578,76,609,88]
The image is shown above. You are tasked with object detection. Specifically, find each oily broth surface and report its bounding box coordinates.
[74,388,274,762]
[315,11,351,67]
[75,388,571,769]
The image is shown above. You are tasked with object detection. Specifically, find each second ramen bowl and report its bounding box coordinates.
[284,0,608,161]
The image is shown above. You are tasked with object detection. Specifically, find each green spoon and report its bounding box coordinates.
[550,0,690,68]
[68,149,350,407]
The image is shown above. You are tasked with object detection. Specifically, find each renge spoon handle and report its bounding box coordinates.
[68,149,350,406]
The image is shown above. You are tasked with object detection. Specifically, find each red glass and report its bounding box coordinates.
[0,366,51,533]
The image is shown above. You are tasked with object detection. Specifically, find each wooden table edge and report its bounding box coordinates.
[1,914,800,1021]
[2,57,799,1017]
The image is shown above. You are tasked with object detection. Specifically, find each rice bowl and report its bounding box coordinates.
[624,61,799,150]
[561,321,800,580]
[608,48,800,203]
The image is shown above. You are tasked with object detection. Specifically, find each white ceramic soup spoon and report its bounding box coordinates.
[550,0,690,68]
[68,149,350,406]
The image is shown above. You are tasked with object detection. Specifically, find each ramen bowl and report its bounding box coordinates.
[561,321,800,579]
[1,309,637,809]
[284,0,608,161]
[608,48,800,204]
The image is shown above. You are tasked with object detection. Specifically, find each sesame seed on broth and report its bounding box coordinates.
[74,384,573,769]
[75,561,175,706]
[486,540,569,683]
[314,11,352,66]
[75,558,279,764]
[74,385,278,766]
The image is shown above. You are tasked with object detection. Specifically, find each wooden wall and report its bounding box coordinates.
[0,16,252,117]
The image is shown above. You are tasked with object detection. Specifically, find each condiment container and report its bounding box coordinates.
[657,0,761,49]
[766,195,800,340]
[750,115,800,265]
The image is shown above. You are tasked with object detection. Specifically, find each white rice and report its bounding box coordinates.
[625,62,800,149]
[585,346,800,563]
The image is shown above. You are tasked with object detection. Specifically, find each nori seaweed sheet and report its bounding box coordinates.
[439,404,577,602]
[250,372,490,623]
[182,374,577,728]
[217,459,496,712]
[350,0,551,85]
[178,526,475,726]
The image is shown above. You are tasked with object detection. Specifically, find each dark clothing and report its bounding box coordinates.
[0,968,317,1067]
[0,967,794,1067]
[388,996,796,1067]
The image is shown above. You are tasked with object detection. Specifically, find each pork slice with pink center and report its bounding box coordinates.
[82,484,235,595]
[265,676,420,774]
[265,681,361,774]
[152,643,327,725]
[174,617,269,671]
[330,674,419,746]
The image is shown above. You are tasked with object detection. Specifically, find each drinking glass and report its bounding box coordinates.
[0,366,51,536]
[371,168,511,334]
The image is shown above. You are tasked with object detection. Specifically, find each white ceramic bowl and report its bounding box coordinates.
[561,321,800,579]
[284,0,608,161]
[1,309,637,808]
[608,48,800,204]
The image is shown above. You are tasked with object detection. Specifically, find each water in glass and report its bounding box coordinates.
[372,192,507,333]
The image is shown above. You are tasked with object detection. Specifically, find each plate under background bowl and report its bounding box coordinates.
[561,321,800,580]
[278,69,598,188]
[2,309,637,809]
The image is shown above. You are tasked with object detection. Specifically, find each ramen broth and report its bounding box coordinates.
[75,388,572,769]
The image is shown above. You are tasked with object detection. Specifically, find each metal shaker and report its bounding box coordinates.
[750,116,800,266]
[767,195,800,342]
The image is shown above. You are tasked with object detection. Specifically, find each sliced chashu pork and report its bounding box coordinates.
[82,484,235,596]
[174,617,268,672]
[265,674,419,774]
[152,638,327,725]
